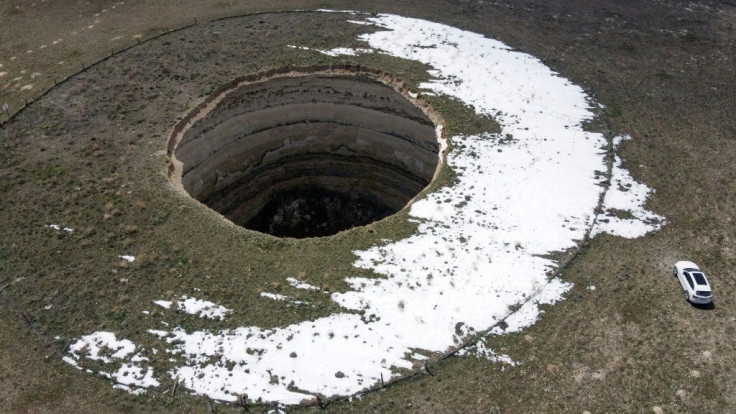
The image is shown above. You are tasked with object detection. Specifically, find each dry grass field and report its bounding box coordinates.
[1,1,735,413]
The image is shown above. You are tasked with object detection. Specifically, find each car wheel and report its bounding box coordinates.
[673,267,677,277]
[684,291,690,302]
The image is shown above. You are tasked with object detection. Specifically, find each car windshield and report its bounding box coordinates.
[695,290,712,297]
[692,272,707,285]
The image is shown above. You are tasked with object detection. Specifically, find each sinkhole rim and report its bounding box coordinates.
[167,65,448,239]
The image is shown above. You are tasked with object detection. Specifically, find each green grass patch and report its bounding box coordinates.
[34,165,64,181]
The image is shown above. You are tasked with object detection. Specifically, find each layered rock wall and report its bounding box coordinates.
[170,70,441,237]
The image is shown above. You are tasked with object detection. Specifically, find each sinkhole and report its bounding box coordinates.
[169,68,443,238]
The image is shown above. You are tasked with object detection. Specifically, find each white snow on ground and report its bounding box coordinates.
[316,47,373,56]
[112,362,159,390]
[148,329,169,338]
[590,135,666,238]
[489,278,572,334]
[286,277,319,290]
[260,292,289,301]
[177,295,232,320]
[457,339,517,366]
[45,224,73,232]
[64,12,664,404]
[286,44,310,51]
[260,291,311,306]
[65,332,159,394]
[152,296,232,320]
[68,331,136,362]
[62,356,80,368]
[316,8,366,14]
[287,44,373,57]
[119,254,135,262]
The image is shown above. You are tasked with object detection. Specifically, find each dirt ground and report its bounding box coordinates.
[1,0,735,413]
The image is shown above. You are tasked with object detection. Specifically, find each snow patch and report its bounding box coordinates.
[286,277,319,290]
[260,292,289,301]
[177,295,232,320]
[591,135,666,238]
[287,44,373,56]
[286,44,310,51]
[316,47,373,56]
[316,9,367,15]
[64,332,159,395]
[489,278,572,334]
[68,332,136,363]
[457,339,517,366]
[153,296,232,320]
[46,224,73,232]
[261,291,310,306]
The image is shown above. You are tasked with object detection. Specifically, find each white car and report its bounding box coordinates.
[673,261,713,305]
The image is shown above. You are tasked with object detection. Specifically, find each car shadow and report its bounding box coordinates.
[689,301,716,310]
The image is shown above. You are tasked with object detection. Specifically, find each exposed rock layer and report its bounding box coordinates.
[170,69,440,237]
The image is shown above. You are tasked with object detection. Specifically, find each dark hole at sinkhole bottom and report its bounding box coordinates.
[245,187,395,239]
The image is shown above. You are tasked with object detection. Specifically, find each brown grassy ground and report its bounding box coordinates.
[1,1,734,413]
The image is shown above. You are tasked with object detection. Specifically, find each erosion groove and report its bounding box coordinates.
[169,67,443,238]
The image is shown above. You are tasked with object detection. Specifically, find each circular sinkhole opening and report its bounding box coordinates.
[169,68,443,238]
